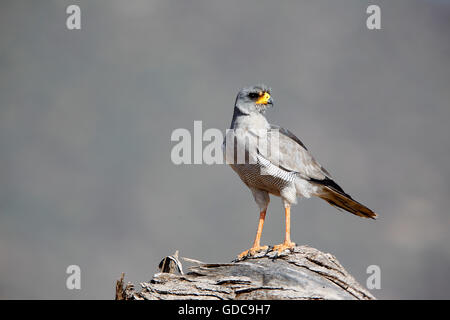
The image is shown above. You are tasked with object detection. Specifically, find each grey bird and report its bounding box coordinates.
[223,84,377,259]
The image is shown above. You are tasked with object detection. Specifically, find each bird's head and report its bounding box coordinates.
[234,84,273,115]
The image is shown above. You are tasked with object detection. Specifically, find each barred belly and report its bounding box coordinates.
[230,162,296,196]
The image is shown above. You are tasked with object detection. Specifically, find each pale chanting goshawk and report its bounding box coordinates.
[223,84,377,259]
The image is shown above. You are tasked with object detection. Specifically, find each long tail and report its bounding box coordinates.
[312,178,377,219]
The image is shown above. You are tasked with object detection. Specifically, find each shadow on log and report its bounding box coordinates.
[116,245,375,300]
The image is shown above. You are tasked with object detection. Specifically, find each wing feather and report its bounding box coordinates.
[256,124,331,181]
[255,124,377,219]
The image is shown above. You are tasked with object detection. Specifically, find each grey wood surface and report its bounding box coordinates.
[116,245,375,300]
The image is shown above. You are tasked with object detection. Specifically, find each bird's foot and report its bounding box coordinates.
[237,245,269,260]
[272,241,296,255]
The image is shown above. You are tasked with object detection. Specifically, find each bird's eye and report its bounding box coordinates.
[248,92,259,99]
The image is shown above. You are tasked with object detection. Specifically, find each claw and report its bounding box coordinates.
[237,245,269,260]
[272,241,296,255]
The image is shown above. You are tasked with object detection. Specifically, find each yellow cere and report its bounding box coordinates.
[255,91,271,105]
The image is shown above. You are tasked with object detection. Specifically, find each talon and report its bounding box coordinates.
[272,241,296,255]
[237,245,269,260]
[237,249,250,260]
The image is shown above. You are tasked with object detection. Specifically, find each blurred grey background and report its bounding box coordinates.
[1,0,449,299]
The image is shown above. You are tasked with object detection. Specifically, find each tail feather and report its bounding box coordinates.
[316,184,377,219]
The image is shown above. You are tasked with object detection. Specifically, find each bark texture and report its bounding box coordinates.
[116,245,375,300]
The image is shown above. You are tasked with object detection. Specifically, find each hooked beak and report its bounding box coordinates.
[255,92,273,106]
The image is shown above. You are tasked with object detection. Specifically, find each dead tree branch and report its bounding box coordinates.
[116,245,375,300]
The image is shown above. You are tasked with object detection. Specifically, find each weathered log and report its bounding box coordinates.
[116,245,375,300]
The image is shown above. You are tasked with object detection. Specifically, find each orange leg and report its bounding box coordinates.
[238,210,269,259]
[273,205,296,254]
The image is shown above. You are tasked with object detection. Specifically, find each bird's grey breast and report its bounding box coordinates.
[225,114,297,195]
[223,113,269,165]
